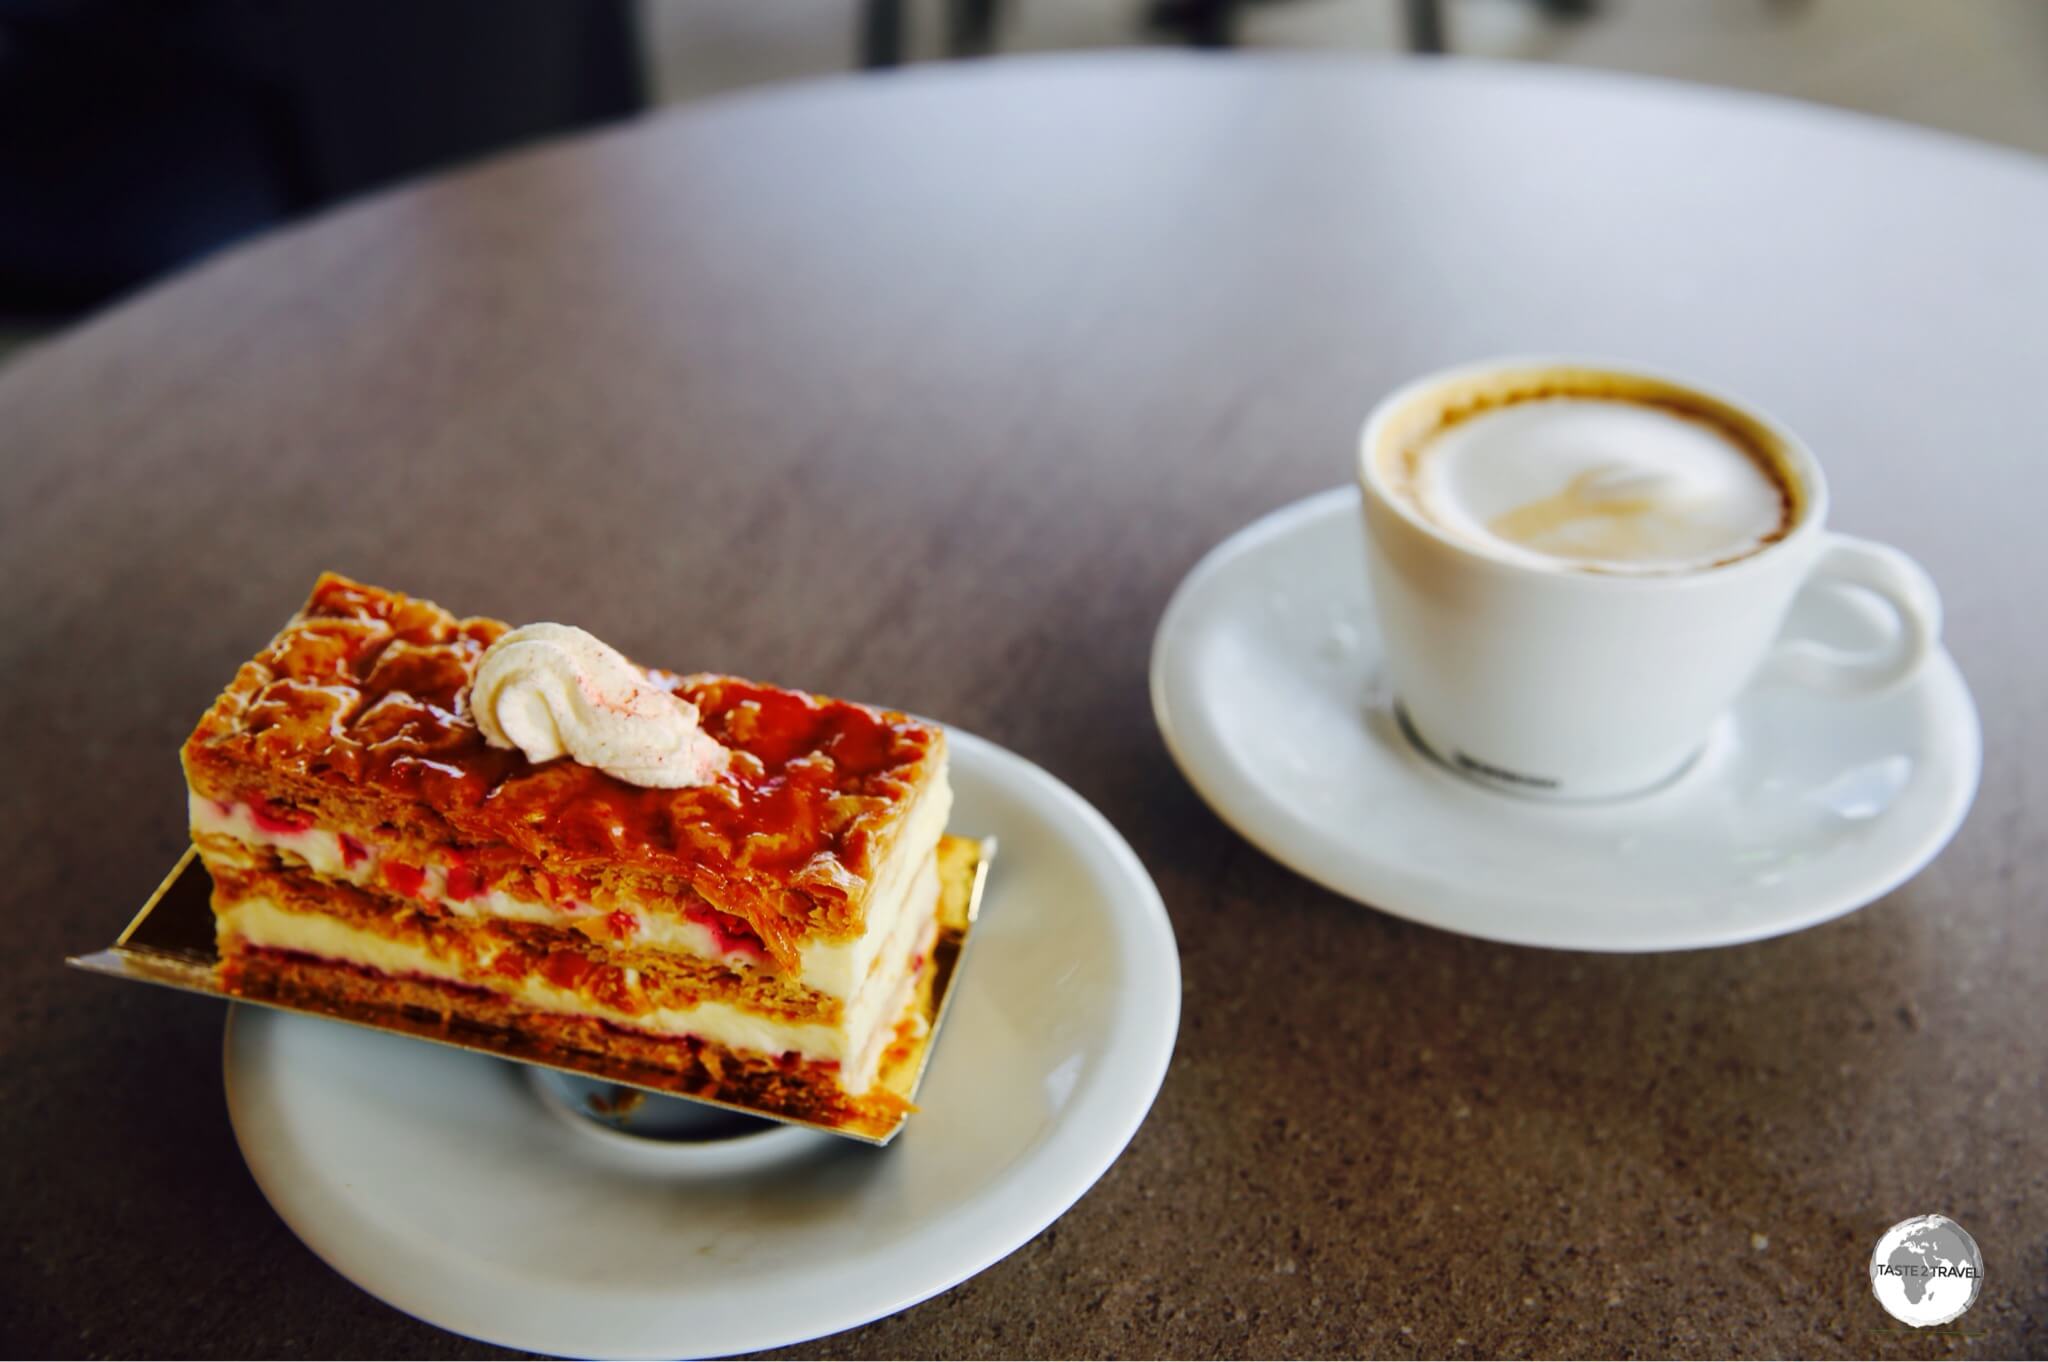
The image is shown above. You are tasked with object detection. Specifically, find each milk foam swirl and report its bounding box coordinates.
[1402,397,1791,574]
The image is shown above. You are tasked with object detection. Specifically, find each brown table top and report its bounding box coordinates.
[4,53,2044,1360]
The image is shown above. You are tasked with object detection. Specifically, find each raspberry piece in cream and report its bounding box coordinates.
[251,798,314,835]
[380,862,426,899]
[686,903,766,960]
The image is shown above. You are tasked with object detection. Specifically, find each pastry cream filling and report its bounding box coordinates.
[215,856,942,1096]
[188,769,951,999]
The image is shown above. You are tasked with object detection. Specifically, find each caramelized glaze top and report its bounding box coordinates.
[182,574,944,967]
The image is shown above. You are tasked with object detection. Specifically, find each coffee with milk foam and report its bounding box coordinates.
[1389,394,1795,574]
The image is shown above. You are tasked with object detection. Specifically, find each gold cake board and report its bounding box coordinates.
[70,835,993,1146]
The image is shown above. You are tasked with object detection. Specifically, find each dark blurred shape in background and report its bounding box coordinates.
[0,0,642,314]
[4,0,2044,343]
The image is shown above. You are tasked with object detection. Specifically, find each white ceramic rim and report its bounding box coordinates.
[222,725,1181,1357]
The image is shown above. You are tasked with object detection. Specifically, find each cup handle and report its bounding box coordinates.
[1765,533,1942,696]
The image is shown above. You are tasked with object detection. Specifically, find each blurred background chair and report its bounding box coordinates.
[857,0,1599,62]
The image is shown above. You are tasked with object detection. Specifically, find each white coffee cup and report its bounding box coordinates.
[1357,358,1941,800]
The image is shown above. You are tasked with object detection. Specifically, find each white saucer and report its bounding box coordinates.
[222,728,1179,1359]
[1150,488,1980,952]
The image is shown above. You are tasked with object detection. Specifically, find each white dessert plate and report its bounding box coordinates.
[1150,488,1981,952]
[223,727,1179,1359]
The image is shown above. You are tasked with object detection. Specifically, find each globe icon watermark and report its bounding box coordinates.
[1869,1214,1983,1328]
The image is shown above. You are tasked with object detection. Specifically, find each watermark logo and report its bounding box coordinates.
[1869,1214,1982,1328]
